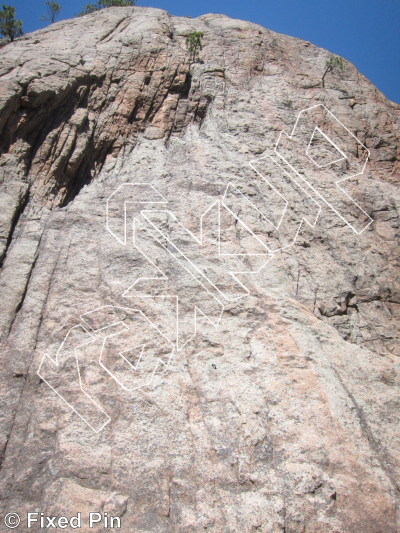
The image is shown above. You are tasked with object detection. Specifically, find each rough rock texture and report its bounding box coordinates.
[1,6,400,532]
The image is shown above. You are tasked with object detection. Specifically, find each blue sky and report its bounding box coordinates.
[9,0,400,104]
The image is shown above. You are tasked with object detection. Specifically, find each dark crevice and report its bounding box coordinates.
[318,291,359,318]
[94,139,115,179]
[128,99,140,124]
[26,79,95,172]
[138,67,185,127]
[0,186,30,270]
[59,133,97,207]
[2,75,102,201]
[184,71,192,95]
[0,82,28,154]
[193,90,213,127]
[97,17,129,44]
[170,72,192,99]
[7,75,107,208]
[60,130,116,207]
[0,423,13,471]
[332,367,400,497]
[6,252,38,339]
[143,93,160,123]
[344,291,359,312]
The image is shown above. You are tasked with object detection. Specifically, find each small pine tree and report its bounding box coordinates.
[76,0,136,17]
[40,1,61,24]
[322,55,344,88]
[185,31,204,64]
[0,4,23,42]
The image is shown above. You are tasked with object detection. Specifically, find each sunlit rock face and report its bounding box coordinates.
[0,6,400,532]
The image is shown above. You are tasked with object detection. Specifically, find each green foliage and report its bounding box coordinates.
[325,55,344,72]
[76,0,136,17]
[322,55,344,87]
[40,1,61,24]
[185,31,204,63]
[0,4,23,41]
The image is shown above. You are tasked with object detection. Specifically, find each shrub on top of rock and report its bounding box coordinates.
[322,55,344,88]
[185,31,204,64]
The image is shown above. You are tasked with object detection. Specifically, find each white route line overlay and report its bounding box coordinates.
[106,183,168,245]
[274,103,373,235]
[306,126,347,168]
[126,217,225,351]
[39,104,373,433]
[38,305,174,432]
[237,159,322,252]
[38,324,110,433]
[107,103,372,350]
[139,207,272,301]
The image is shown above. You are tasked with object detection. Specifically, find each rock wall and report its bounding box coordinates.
[0,6,400,532]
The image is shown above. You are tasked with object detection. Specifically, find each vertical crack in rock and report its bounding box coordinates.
[7,252,38,338]
[0,233,64,503]
[0,185,29,270]
[0,229,42,341]
[332,366,400,497]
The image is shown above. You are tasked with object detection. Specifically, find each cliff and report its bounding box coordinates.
[0,6,400,532]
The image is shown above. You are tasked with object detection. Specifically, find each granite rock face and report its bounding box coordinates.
[1,6,400,532]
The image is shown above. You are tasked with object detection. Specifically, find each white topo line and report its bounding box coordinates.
[39,105,373,433]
